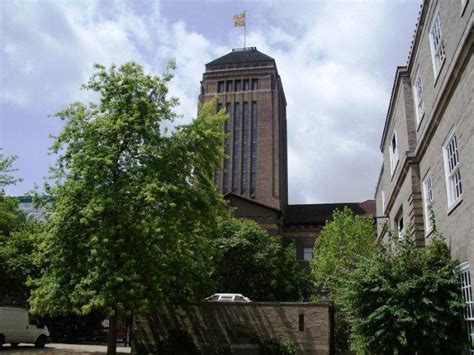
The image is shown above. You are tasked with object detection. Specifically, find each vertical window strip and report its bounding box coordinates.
[223,103,232,192]
[241,102,249,193]
[232,103,241,192]
[214,103,223,187]
[250,101,258,196]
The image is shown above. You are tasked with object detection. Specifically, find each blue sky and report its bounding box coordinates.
[0,0,422,203]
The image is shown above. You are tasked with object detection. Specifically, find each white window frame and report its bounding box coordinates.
[443,130,462,209]
[458,262,474,353]
[303,248,313,261]
[429,6,446,79]
[422,173,434,235]
[413,67,425,125]
[389,131,399,176]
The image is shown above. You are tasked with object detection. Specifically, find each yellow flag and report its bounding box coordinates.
[233,12,245,27]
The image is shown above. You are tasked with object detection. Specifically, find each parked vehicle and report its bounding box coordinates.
[204,293,251,302]
[0,307,50,348]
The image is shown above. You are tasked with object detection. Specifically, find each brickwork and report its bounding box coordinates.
[200,48,288,211]
[132,302,333,355]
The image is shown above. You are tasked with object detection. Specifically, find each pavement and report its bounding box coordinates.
[0,343,131,354]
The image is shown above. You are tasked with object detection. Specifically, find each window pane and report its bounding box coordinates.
[218,81,225,93]
[251,79,258,90]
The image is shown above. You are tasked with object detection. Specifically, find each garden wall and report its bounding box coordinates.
[132,301,333,354]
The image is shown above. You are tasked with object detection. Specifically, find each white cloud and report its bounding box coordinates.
[1,0,421,203]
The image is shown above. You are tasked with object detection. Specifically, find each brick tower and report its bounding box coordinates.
[199,47,288,211]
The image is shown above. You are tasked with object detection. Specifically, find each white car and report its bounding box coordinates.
[0,307,49,348]
[204,293,252,302]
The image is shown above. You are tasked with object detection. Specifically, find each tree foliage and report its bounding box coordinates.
[310,207,378,351]
[0,151,37,298]
[311,207,378,302]
[343,234,466,354]
[28,62,227,353]
[211,218,311,301]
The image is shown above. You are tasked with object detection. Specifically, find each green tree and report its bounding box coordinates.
[343,234,466,354]
[0,151,41,299]
[211,217,311,301]
[310,207,378,351]
[29,62,227,354]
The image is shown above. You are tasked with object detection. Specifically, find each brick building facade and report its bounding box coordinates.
[200,47,375,267]
[374,0,473,349]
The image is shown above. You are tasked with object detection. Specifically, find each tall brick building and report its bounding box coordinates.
[200,48,288,211]
[200,47,375,265]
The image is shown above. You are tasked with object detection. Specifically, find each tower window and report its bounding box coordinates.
[217,81,225,93]
[226,81,233,92]
[232,103,241,192]
[250,101,258,196]
[223,103,232,193]
[243,79,250,91]
[234,80,241,92]
[241,102,249,193]
[303,248,313,261]
[251,79,258,90]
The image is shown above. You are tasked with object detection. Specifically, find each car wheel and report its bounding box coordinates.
[10,342,19,348]
[35,335,47,348]
[0,334,4,349]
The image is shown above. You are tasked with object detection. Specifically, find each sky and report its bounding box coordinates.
[0,0,422,204]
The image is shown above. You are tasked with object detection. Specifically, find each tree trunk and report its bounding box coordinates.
[107,309,117,355]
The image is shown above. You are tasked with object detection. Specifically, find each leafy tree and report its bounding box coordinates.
[310,207,378,351]
[211,218,311,301]
[29,62,227,354]
[343,233,466,354]
[0,151,38,299]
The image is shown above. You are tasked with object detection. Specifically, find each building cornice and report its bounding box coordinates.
[379,66,409,152]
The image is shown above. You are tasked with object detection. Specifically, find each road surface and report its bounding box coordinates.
[1,343,131,354]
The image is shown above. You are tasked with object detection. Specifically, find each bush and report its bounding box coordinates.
[343,234,466,354]
[259,337,296,355]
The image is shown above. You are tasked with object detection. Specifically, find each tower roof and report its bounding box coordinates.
[206,47,274,67]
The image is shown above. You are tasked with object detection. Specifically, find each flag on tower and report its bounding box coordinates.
[233,12,245,27]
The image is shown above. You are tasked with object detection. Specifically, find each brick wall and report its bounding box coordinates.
[132,302,333,355]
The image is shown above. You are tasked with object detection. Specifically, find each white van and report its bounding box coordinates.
[0,307,49,348]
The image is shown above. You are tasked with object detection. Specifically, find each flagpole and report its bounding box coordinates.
[244,10,246,48]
